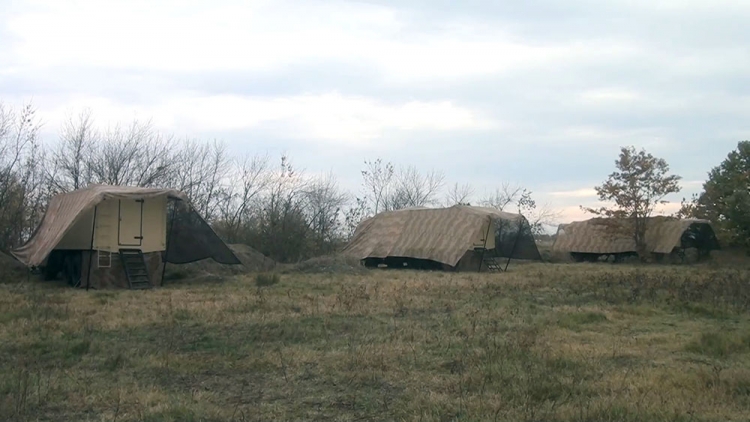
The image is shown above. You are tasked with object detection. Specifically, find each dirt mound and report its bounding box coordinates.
[0,252,26,283]
[285,254,368,274]
[227,244,277,271]
[165,244,276,280]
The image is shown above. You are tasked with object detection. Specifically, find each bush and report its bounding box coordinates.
[255,273,280,288]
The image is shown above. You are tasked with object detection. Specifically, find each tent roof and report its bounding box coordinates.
[11,185,189,267]
[551,216,719,254]
[342,205,532,267]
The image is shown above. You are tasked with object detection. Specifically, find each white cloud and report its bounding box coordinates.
[6,0,642,83]
[37,93,495,144]
[624,0,750,13]
[549,188,598,198]
[2,0,749,223]
[579,88,641,103]
[552,126,676,151]
[7,0,399,72]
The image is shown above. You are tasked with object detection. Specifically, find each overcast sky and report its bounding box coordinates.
[2,0,749,223]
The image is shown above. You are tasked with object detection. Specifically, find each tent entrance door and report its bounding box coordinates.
[118,199,144,247]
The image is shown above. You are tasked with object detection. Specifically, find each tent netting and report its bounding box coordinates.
[491,216,541,260]
[163,200,241,265]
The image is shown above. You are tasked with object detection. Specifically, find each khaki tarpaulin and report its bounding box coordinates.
[11,184,240,267]
[342,205,541,267]
[551,216,720,254]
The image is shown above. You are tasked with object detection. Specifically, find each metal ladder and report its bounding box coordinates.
[477,218,504,272]
[119,249,152,290]
[482,255,504,272]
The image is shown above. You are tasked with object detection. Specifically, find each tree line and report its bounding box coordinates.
[678,140,750,251]
[0,102,558,262]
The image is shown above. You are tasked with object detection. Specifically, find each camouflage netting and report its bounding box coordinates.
[342,205,541,270]
[552,216,721,255]
[163,201,241,265]
[492,215,542,260]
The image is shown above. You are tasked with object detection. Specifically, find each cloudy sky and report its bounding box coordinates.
[2,0,749,223]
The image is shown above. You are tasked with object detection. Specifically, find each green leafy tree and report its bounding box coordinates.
[685,140,750,249]
[583,146,681,257]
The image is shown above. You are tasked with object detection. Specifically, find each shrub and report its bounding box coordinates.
[255,272,281,288]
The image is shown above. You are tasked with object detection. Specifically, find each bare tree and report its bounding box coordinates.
[215,153,271,242]
[360,159,445,213]
[360,158,394,214]
[89,119,173,187]
[479,182,559,235]
[444,182,474,206]
[257,155,310,262]
[49,108,97,192]
[389,165,445,209]
[343,197,368,240]
[526,202,562,235]
[304,172,349,253]
[0,102,46,250]
[171,139,230,220]
[479,183,534,212]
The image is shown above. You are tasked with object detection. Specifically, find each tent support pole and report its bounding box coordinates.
[161,199,178,285]
[478,217,492,273]
[86,206,97,291]
[504,217,523,272]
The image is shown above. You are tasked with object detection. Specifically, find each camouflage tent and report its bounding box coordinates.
[342,205,542,271]
[11,184,240,289]
[552,216,720,257]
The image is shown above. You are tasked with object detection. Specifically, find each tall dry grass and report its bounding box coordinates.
[1,263,749,421]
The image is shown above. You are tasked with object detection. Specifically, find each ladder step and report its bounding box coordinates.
[119,249,152,290]
[482,256,503,273]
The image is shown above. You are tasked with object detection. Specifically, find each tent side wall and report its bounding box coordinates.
[92,197,167,253]
[141,196,168,252]
[55,197,167,253]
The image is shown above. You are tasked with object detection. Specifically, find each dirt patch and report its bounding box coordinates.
[284,254,368,275]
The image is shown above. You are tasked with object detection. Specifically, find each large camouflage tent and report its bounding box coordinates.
[342,205,542,271]
[11,184,240,289]
[552,216,720,257]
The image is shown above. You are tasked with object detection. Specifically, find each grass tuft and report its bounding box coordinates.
[685,331,750,358]
[557,310,609,330]
[67,339,91,359]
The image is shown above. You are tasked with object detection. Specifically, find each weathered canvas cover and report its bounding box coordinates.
[11,184,240,267]
[342,205,541,267]
[552,216,719,254]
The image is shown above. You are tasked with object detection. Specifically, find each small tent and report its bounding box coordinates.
[342,205,542,271]
[552,216,720,261]
[11,185,240,289]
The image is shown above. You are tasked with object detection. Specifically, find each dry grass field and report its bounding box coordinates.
[2,261,750,421]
